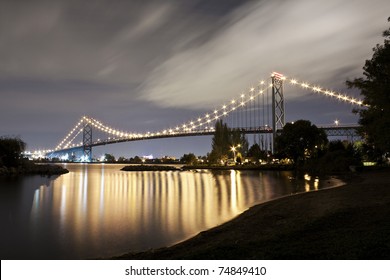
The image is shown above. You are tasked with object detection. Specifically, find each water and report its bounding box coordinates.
[0,164,341,259]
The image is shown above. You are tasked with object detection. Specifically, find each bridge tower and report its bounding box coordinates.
[271,72,285,150]
[82,117,93,162]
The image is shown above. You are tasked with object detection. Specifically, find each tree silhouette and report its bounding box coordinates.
[208,120,248,164]
[180,153,197,165]
[0,137,26,167]
[347,17,390,157]
[275,120,328,165]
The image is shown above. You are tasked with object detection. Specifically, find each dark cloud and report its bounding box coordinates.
[0,0,388,154]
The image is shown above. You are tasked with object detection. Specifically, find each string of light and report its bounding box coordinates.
[283,74,367,107]
[52,72,366,151]
[53,82,271,150]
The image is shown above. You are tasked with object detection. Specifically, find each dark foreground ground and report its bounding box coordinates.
[115,169,390,259]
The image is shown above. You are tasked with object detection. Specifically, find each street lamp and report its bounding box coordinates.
[231,144,241,163]
[334,119,339,126]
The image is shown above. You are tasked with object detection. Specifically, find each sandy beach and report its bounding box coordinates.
[115,169,390,259]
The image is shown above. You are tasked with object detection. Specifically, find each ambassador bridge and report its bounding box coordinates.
[41,72,364,161]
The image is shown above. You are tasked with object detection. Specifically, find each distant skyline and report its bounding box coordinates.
[1,0,389,158]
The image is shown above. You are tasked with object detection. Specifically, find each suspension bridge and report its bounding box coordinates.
[37,72,364,162]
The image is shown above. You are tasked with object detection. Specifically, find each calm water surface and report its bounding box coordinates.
[0,163,341,259]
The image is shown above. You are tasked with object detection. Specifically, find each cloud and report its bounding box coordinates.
[138,0,389,109]
[0,0,388,150]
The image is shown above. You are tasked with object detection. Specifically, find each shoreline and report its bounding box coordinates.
[119,163,294,172]
[114,168,390,259]
[0,163,69,177]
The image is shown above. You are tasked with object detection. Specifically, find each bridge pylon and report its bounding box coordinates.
[271,72,285,150]
[82,116,93,162]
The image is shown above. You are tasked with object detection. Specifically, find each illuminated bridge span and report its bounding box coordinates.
[44,72,365,161]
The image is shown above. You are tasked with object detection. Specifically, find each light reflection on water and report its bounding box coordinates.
[2,164,341,259]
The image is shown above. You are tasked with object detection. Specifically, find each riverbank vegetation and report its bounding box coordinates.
[0,136,68,176]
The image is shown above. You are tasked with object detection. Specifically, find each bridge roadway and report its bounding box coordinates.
[48,125,359,156]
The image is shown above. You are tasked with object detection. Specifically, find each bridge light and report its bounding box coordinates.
[240,94,245,98]
[272,72,284,79]
[250,87,254,92]
[222,105,226,109]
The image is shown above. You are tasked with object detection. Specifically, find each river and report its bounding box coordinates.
[0,163,342,259]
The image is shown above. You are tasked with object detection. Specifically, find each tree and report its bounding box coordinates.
[180,153,197,165]
[346,18,390,157]
[0,137,26,167]
[208,120,248,164]
[209,120,230,164]
[247,143,268,163]
[117,156,127,163]
[314,140,362,173]
[104,153,116,162]
[275,120,328,165]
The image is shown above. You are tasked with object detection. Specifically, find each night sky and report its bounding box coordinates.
[1,0,389,158]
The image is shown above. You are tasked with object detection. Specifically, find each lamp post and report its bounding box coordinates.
[231,144,241,163]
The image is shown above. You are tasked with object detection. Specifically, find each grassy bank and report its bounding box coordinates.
[115,168,390,259]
